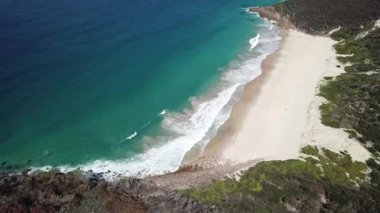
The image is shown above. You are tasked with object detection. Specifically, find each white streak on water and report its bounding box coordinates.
[249,34,260,51]
[120,131,137,142]
[126,132,137,140]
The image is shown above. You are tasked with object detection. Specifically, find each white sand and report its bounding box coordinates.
[206,30,371,163]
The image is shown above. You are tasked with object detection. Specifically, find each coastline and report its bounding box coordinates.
[2,0,380,211]
[198,29,288,160]
[197,28,371,164]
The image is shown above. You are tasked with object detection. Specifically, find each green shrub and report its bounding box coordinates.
[183,148,369,210]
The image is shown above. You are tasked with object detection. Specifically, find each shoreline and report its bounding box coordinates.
[1,8,371,182]
[195,28,371,165]
[196,29,288,161]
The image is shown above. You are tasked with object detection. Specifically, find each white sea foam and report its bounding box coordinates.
[142,122,151,128]
[244,7,253,14]
[33,18,281,181]
[244,7,260,17]
[125,131,137,140]
[120,131,138,142]
[249,34,260,51]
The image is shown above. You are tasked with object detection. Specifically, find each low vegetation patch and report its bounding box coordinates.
[319,27,380,154]
[183,147,376,212]
[273,0,380,34]
[0,170,146,212]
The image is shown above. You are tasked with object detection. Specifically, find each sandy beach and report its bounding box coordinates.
[200,29,371,164]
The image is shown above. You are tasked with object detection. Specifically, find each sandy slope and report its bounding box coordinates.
[201,30,371,163]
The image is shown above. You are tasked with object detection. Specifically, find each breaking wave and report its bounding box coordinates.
[34,16,281,180]
[249,34,260,50]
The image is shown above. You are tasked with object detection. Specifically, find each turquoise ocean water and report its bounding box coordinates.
[0,0,280,176]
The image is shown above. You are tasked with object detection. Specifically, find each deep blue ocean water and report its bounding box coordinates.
[0,0,280,175]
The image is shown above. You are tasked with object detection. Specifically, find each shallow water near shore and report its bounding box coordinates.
[0,0,280,176]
